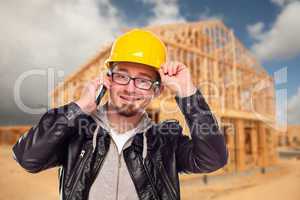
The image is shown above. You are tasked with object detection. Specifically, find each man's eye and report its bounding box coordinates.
[115,73,127,79]
[139,79,148,83]
[137,78,151,85]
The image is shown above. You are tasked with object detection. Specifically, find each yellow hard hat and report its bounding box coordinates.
[105,29,167,70]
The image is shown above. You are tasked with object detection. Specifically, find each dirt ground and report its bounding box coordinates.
[1,145,300,200]
[180,158,300,200]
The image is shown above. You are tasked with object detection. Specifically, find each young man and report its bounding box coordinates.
[12,29,228,200]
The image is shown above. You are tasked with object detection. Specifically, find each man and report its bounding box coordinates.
[12,29,228,200]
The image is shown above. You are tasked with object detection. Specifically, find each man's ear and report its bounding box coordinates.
[106,68,112,77]
[102,69,112,89]
[154,84,164,97]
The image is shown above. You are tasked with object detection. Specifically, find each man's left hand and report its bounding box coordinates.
[159,61,197,97]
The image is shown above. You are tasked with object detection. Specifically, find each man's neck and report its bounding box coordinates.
[106,103,144,133]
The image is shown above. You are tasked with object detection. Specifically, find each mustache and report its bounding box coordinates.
[117,91,152,100]
[118,90,140,97]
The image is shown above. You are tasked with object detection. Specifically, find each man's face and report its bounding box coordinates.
[107,62,160,117]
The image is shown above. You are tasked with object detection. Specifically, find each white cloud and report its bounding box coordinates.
[271,0,300,7]
[142,0,185,25]
[0,0,124,123]
[248,1,300,61]
[195,7,224,21]
[141,0,222,26]
[287,87,300,124]
[247,22,265,40]
[0,0,122,74]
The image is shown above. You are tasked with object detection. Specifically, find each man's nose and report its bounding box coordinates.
[126,79,136,93]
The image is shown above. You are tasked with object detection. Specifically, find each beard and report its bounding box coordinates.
[109,89,152,117]
[109,100,142,117]
[115,103,139,117]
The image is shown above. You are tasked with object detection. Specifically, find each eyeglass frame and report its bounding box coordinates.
[107,68,161,91]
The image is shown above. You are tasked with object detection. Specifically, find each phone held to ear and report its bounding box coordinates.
[95,84,107,105]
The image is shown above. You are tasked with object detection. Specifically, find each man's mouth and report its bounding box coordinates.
[120,95,142,102]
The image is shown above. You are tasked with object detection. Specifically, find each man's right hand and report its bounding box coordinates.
[75,75,109,115]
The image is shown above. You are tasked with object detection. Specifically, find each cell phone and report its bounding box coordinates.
[95,84,107,105]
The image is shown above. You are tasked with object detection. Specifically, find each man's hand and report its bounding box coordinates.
[159,61,196,97]
[75,74,109,114]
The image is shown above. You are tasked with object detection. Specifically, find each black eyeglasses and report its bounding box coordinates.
[109,72,160,90]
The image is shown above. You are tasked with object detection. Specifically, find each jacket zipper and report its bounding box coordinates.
[109,137,122,200]
[66,148,87,188]
[116,154,121,200]
[158,163,177,200]
[66,150,85,188]
[80,150,85,157]
[138,154,159,200]
[67,147,92,200]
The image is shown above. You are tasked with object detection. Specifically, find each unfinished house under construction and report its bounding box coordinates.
[51,20,278,174]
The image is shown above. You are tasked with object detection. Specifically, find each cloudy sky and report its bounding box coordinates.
[0,0,299,125]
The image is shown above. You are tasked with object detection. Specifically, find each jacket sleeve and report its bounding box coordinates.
[12,102,85,173]
[175,89,228,173]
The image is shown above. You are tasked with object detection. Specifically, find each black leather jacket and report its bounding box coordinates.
[12,89,228,200]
